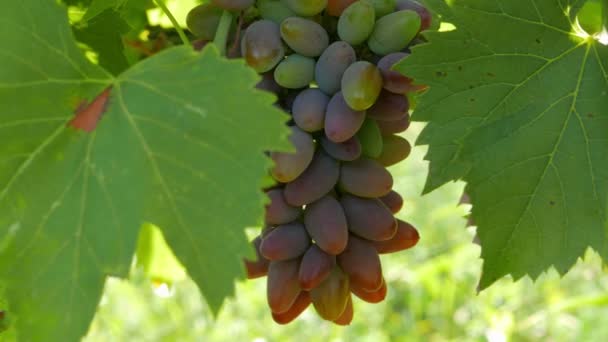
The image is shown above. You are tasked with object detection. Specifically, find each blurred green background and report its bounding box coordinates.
[84,124,608,342]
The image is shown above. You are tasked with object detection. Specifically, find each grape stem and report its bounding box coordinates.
[153,0,190,45]
[214,11,234,56]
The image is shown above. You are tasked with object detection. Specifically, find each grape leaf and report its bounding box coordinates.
[397,0,608,288]
[82,0,127,21]
[0,1,288,341]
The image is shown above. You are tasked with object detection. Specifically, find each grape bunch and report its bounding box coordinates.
[187,0,430,325]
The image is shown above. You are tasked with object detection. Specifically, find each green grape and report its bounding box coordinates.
[283,0,328,16]
[357,118,383,158]
[310,267,350,321]
[241,20,285,72]
[368,10,421,55]
[212,0,254,11]
[340,61,383,110]
[337,0,375,45]
[186,4,223,40]
[274,54,316,89]
[258,0,296,24]
[280,17,330,57]
[369,0,395,17]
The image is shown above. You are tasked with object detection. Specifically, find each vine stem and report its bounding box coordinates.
[153,0,190,46]
[603,0,608,31]
[214,11,234,56]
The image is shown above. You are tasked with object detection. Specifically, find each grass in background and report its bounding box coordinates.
[85,124,608,342]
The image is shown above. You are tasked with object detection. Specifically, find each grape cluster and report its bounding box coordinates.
[187,0,430,325]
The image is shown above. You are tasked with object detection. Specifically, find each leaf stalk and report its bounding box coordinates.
[214,11,234,57]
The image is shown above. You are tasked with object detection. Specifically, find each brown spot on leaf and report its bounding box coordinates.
[69,87,112,132]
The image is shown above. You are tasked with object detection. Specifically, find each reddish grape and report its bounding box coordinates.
[244,236,270,279]
[261,222,310,261]
[272,291,311,324]
[341,195,397,241]
[324,91,366,143]
[304,195,349,255]
[299,245,336,290]
[350,277,387,303]
[267,259,302,314]
[320,135,362,161]
[284,150,340,206]
[379,190,404,214]
[367,90,409,121]
[375,114,410,135]
[337,235,383,291]
[396,0,432,31]
[339,158,393,198]
[311,266,350,321]
[373,220,419,253]
[270,126,315,183]
[265,188,302,225]
[375,134,412,166]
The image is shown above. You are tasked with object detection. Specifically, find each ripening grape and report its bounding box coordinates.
[373,219,419,253]
[280,17,330,57]
[367,90,409,121]
[339,158,393,198]
[341,61,383,111]
[357,118,383,158]
[340,195,397,241]
[274,54,316,89]
[244,236,270,279]
[256,72,283,95]
[267,258,302,313]
[369,0,396,17]
[396,0,432,31]
[299,244,336,290]
[375,115,410,135]
[265,188,302,225]
[310,266,350,320]
[258,0,296,24]
[270,126,315,183]
[260,222,311,260]
[212,0,254,11]
[324,91,366,143]
[327,0,357,16]
[304,195,349,255]
[283,0,328,16]
[284,150,340,206]
[315,41,356,95]
[241,20,285,72]
[375,134,411,166]
[337,235,383,291]
[337,0,375,45]
[333,294,354,325]
[320,135,361,161]
[186,4,223,40]
[377,52,411,94]
[379,190,404,214]
[292,88,330,132]
[350,277,387,303]
[368,10,421,55]
[272,291,311,324]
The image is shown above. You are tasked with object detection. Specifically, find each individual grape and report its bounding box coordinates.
[367,90,409,121]
[212,0,254,11]
[256,71,283,95]
[339,158,393,198]
[304,195,349,255]
[244,236,270,279]
[341,61,383,111]
[375,114,410,135]
[186,4,223,40]
[258,0,296,24]
[267,259,302,314]
[265,188,302,225]
[377,52,413,94]
[324,91,366,143]
[280,17,329,57]
[396,0,432,31]
[337,0,375,45]
[292,88,329,132]
[299,245,336,290]
[315,41,356,95]
[310,267,350,321]
[260,222,311,260]
[368,10,421,55]
[379,190,404,214]
[320,135,361,161]
[357,118,383,158]
[284,150,340,206]
[274,54,316,89]
[283,0,328,16]
[270,126,315,183]
[337,235,383,291]
[333,294,354,325]
[369,0,396,17]
[241,20,285,72]
[327,0,357,16]
[350,277,387,303]
[272,291,311,324]
[375,134,411,166]
[373,220,419,254]
[340,195,397,241]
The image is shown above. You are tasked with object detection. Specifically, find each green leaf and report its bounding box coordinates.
[82,0,127,21]
[0,1,288,341]
[73,9,132,75]
[398,0,608,288]
[135,223,186,285]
